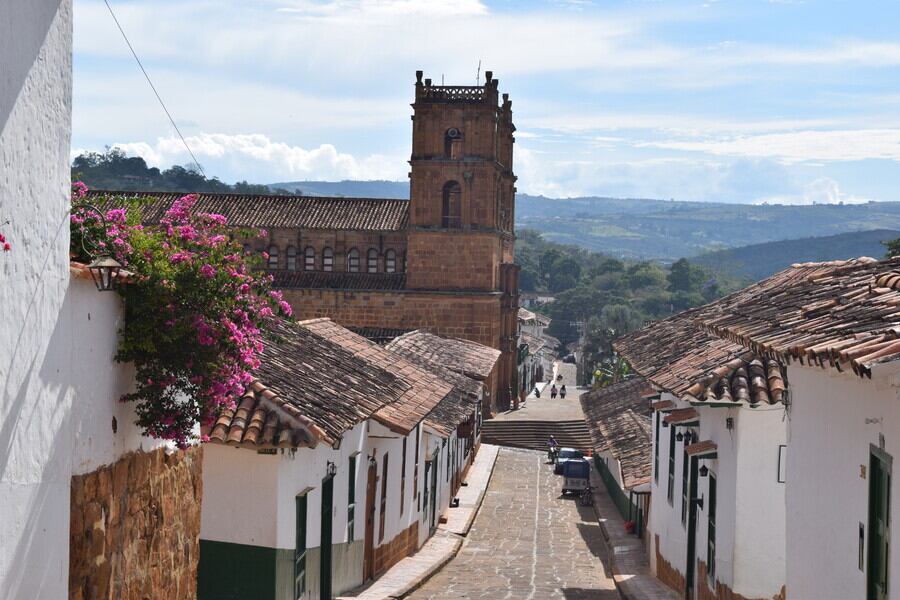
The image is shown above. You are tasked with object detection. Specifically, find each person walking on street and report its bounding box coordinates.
[560,385,567,399]
[550,385,558,399]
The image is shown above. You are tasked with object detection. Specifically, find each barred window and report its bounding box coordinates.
[385,249,397,273]
[304,246,315,271]
[323,247,334,272]
[267,245,279,269]
[367,249,378,273]
[347,248,360,273]
[286,246,298,271]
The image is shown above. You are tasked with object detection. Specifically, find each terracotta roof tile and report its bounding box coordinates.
[701,256,900,377]
[650,399,675,411]
[580,378,655,489]
[301,319,454,434]
[86,189,408,231]
[387,330,501,380]
[663,408,700,425]
[203,319,406,449]
[685,440,717,457]
[348,326,415,345]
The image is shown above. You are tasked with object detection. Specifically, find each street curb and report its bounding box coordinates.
[388,533,464,599]
[394,445,501,597]
[590,485,629,600]
[451,444,500,537]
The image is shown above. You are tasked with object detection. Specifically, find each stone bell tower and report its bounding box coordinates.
[406,70,516,292]
[406,70,520,412]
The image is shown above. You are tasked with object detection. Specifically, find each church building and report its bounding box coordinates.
[87,71,520,413]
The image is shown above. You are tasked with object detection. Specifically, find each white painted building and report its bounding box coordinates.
[617,309,788,600]
[698,257,900,600]
[199,319,484,600]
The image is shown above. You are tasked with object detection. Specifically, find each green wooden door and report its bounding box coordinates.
[868,447,892,600]
[321,475,334,600]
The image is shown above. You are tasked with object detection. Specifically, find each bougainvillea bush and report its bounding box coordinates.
[71,184,291,446]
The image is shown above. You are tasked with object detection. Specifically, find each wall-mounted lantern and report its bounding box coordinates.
[699,464,709,478]
[326,461,337,478]
[676,432,684,442]
[87,255,123,292]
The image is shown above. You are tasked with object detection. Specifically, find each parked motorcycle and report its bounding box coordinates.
[580,486,594,507]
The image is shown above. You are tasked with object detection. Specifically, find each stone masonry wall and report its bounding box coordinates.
[405,231,501,291]
[654,534,686,595]
[374,521,419,577]
[697,560,787,600]
[69,446,203,600]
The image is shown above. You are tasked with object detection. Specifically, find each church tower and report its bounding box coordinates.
[406,70,516,292]
[406,71,520,411]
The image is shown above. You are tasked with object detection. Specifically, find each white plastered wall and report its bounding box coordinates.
[785,363,900,600]
[1,4,71,595]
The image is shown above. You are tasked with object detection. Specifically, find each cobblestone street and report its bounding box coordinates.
[408,447,618,600]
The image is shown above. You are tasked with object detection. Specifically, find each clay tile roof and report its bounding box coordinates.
[684,355,786,406]
[614,262,835,404]
[580,377,655,489]
[271,270,407,291]
[85,190,409,231]
[701,256,900,378]
[348,326,415,345]
[387,330,502,380]
[518,307,537,322]
[650,399,675,411]
[385,338,483,435]
[300,319,454,434]
[664,408,700,425]
[203,319,407,449]
[685,440,717,457]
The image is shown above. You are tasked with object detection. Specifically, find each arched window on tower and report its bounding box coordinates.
[323,247,334,272]
[444,128,462,158]
[286,246,298,270]
[304,246,315,271]
[367,249,378,273]
[385,249,397,273]
[267,245,279,269]
[347,248,360,273]
[442,181,462,229]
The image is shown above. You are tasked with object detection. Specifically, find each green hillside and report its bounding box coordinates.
[693,229,900,281]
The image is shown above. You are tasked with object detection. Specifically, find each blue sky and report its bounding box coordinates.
[73,0,900,203]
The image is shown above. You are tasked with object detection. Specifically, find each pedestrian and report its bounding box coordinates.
[560,384,567,399]
[550,385,558,399]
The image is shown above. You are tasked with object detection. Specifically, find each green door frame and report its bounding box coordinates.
[685,455,699,599]
[868,444,892,600]
[320,474,334,600]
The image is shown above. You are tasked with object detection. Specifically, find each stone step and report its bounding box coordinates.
[481,419,593,453]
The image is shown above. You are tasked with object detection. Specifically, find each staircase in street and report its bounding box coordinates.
[481,419,592,453]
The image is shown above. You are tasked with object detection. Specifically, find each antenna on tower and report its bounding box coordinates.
[442,74,444,85]
[476,60,482,85]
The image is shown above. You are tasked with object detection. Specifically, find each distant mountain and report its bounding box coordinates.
[269,180,409,199]
[692,229,899,281]
[515,194,900,261]
[278,181,900,262]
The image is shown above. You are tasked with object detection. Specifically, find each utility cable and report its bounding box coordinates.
[102,0,206,177]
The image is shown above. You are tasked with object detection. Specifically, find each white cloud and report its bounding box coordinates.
[757,177,870,205]
[638,129,900,164]
[275,0,489,18]
[76,133,407,183]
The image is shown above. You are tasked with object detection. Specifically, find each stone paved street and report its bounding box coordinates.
[408,446,618,600]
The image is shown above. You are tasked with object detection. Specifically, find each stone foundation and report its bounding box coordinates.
[654,534,686,595]
[374,521,420,576]
[69,446,203,600]
[696,560,786,600]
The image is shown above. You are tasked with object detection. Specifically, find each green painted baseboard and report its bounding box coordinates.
[198,539,277,600]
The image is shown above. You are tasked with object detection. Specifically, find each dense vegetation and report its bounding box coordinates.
[693,229,900,281]
[72,149,291,195]
[515,229,735,354]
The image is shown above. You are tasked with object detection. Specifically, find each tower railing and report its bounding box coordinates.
[420,86,486,103]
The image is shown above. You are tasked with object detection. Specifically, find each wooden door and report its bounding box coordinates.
[363,461,377,581]
[869,446,892,600]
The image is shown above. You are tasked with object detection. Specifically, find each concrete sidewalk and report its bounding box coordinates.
[590,469,679,600]
[338,444,500,600]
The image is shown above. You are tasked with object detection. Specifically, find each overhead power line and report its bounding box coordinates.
[102,0,205,177]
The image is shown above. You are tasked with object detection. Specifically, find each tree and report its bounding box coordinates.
[884,238,900,258]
